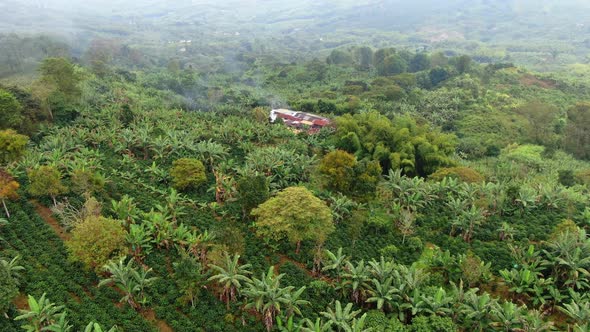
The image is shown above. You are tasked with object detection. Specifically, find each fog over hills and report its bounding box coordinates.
[1,0,590,70]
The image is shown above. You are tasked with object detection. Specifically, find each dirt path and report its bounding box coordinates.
[143,309,174,332]
[31,200,70,241]
[13,293,28,310]
[276,255,315,278]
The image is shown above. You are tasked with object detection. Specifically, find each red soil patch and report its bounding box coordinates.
[31,201,70,241]
[520,74,557,89]
[276,255,314,278]
[13,293,28,310]
[143,308,174,332]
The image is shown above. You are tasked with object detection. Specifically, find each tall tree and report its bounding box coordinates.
[565,102,590,160]
[252,186,335,253]
[0,129,28,165]
[0,88,23,130]
[66,216,127,271]
[318,150,357,194]
[27,166,67,206]
[0,169,19,218]
[38,57,82,103]
[237,174,270,218]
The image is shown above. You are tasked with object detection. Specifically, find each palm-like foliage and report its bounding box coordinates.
[43,311,73,332]
[110,195,139,225]
[490,301,524,332]
[366,278,398,312]
[320,301,362,332]
[328,193,358,224]
[380,169,432,213]
[0,255,24,286]
[559,299,590,325]
[342,260,371,304]
[126,224,153,261]
[519,309,555,332]
[420,287,454,316]
[542,228,590,290]
[368,256,396,283]
[452,205,486,242]
[322,248,348,281]
[84,322,118,332]
[143,210,174,249]
[207,253,252,308]
[459,290,497,332]
[243,266,308,332]
[98,257,158,309]
[301,318,331,332]
[497,222,515,241]
[14,293,65,332]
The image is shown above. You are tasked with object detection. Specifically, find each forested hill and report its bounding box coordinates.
[1,1,590,331]
[1,37,590,331]
[2,0,590,70]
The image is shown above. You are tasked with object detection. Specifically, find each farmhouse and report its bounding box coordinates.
[269,109,332,133]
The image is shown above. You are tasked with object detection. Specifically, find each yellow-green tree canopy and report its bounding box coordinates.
[251,186,334,250]
[319,150,382,199]
[319,150,357,193]
[429,166,484,183]
[27,166,67,205]
[170,158,207,190]
[0,129,28,165]
[334,111,457,177]
[66,216,127,271]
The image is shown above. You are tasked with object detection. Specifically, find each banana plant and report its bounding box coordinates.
[421,287,454,317]
[14,293,65,332]
[342,260,371,304]
[366,277,398,312]
[126,223,153,261]
[98,257,158,310]
[320,301,363,332]
[322,248,348,282]
[490,301,525,332]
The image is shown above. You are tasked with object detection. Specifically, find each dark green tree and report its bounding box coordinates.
[237,175,270,217]
[565,102,590,160]
[0,89,22,130]
[410,53,431,72]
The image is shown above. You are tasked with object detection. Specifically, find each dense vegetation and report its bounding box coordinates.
[1,1,590,331]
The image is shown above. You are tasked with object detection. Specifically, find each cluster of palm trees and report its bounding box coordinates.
[378,169,589,244]
[499,227,590,331]
[108,190,216,264]
[200,246,575,331]
[14,293,117,332]
[317,248,565,331]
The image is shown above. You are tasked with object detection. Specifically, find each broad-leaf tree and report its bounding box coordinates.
[66,216,126,271]
[0,168,19,218]
[0,129,28,165]
[27,165,67,206]
[252,186,334,253]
